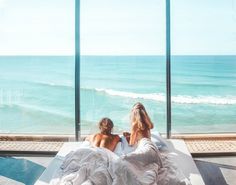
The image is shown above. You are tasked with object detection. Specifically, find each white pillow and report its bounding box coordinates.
[120,136,136,154]
[114,136,135,156]
[151,132,167,149]
[114,132,166,155]
[113,142,123,156]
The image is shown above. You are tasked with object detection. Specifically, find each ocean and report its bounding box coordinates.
[0,56,235,134]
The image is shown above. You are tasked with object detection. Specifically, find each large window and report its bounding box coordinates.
[1,0,235,137]
[171,0,236,133]
[0,0,75,134]
[80,0,166,134]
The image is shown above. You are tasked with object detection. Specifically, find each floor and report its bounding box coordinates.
[194,157,236,185]
[185,139,236,155]
[0,155,236,185]
[0,141,64,153]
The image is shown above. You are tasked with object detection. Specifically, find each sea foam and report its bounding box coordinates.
[91,88,236,105]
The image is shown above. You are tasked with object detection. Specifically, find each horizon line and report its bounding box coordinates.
[0,54,236,57]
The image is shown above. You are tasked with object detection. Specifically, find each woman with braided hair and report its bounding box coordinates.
[87,117,120,152]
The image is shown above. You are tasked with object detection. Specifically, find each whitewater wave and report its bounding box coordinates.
[83,88,236,105]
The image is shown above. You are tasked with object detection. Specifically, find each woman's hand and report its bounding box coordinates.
[123,132,130,137]
[123,132,131,143]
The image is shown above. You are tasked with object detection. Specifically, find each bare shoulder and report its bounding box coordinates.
[87,133,101,142]
[93,133,102,139]
[113,134,121,141]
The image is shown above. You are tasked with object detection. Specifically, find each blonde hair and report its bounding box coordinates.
[130,102,153,131]
[98,117,114,135]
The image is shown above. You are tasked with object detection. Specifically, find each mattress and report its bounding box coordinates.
[35,139,205,185]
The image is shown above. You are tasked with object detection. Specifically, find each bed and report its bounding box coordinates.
[35,136,205,185]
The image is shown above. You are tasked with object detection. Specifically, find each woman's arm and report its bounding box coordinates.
[85,135,94,142]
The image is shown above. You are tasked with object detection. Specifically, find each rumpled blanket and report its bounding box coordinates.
[50,138,191,185]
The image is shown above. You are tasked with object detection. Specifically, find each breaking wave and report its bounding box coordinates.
[83,88,236,105]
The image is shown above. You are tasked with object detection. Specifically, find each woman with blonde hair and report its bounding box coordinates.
[122,102,162,169]
[124,102,154,145]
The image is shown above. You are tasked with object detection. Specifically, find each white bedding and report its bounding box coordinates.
[50,138,191,185]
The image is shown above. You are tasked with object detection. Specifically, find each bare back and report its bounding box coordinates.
[130,124,151,145]
[90,133,120,152]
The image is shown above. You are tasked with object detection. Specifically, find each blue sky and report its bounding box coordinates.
[0,0,235,55]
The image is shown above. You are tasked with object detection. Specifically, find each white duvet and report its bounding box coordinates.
[50,138,191,185]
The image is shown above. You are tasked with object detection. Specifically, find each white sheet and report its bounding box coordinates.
[50,138,191,185]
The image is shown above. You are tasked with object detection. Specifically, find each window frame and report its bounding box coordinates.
[74,0,171,139]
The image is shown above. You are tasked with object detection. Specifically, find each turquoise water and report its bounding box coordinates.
[0,56,235,134]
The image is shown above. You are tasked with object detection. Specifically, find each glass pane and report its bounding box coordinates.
[81,0,166,134]
[171,0,236,133]
[0,0,75,134]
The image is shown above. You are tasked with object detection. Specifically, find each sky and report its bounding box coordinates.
[0,0,235,55]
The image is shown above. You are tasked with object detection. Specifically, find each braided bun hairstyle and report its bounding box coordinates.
[99,117,114,135]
